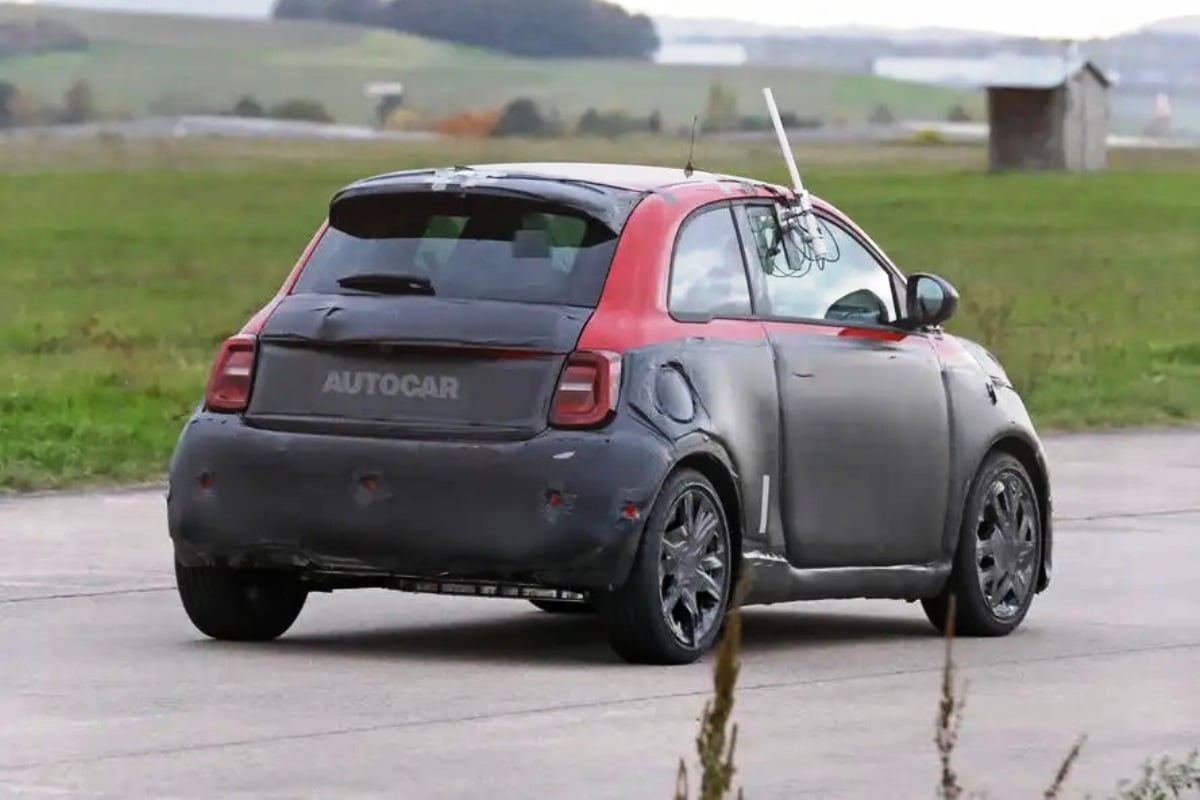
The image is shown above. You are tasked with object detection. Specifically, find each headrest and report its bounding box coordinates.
[512,228,552,259]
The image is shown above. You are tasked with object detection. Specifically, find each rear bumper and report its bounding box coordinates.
[166,413,672,591]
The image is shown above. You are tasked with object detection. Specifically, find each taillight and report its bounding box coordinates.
[205,334,257,413]
[549,350,622,428]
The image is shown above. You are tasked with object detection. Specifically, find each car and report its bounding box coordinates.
[167,159,1053,665]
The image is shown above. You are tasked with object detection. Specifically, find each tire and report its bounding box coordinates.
[175,561,308,642]
[597,468,735,665]
[922,452,1043,637]
[529,599,595,614]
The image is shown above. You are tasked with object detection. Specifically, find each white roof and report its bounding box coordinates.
[365,82,405,96]
[655,43,748,66]
[873,53,1112,89]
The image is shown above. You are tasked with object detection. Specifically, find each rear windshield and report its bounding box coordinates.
[292,192,621,307]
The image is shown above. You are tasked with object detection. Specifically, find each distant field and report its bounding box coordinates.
[1,135,1199,491]
[0,3,981,127]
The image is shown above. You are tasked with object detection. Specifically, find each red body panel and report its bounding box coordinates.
[240,222,329,336]
[576,180,913,354]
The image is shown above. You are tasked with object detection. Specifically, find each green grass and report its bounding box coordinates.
[2,136,1200,491]
[0,3,980,126]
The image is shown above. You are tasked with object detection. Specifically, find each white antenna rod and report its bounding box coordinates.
[763,87,806,195]
[762,87,825,258]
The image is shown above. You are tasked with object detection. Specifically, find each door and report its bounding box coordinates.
[662,201,782,554]
[734,202,952,569]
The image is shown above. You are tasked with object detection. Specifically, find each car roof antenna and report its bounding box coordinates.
[683,115,699,178]
[763,87,826,260]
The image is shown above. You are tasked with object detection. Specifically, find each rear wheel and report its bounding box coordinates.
[529,599,594,614]
[598,469,734,665]
[175,561,308,642]
[922,452,1042,637]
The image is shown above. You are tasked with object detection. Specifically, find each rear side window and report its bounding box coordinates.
[292,193,620,308]
[668,205,752,319]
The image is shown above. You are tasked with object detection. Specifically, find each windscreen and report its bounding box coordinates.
[292,192,621,308]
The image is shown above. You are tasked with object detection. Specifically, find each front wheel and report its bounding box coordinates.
[922,452,1043,637]
[175,562,308,642]
[597,469,735,665]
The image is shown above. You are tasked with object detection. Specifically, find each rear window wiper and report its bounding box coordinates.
[336,272,436,296]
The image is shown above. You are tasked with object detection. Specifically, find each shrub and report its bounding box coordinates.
[435,108,502,137]
[703,81,739,132]
[909,128,948,145]
[869,104,896,125]
[62,79,98,124]
[268,98,334,123]
[231,95,266,118]
[491,97,555,138]
[383,107,427,131]
[575,107,660,138]
[947,104,973,123]
[0,81,19,128]
[779,112,823,130]
[4,85,48,127]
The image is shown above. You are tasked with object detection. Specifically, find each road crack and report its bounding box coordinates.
[0,587,174,606]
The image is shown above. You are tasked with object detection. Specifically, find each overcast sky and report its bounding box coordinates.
[26,0,1199,38]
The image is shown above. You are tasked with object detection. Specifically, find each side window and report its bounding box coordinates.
[669,205,753,319]
[743,204,898,325]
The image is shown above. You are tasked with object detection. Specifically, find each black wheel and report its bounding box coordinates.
[528,599,595,614]
[597,468,734,665]
[175,561,308,642]
[922,452,1042,637]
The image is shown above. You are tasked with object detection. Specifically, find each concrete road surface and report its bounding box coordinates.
[3,429,1199,799]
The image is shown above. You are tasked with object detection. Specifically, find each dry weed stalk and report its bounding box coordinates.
[666,583,1184,800]
[936,594,969,800]
[1043,735,1087,799]
[675,574,751,800]
[934,594,1089,800]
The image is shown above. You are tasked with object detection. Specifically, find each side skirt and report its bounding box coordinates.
[739,552,952,606]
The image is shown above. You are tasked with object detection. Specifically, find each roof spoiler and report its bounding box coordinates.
[328,168,643,236]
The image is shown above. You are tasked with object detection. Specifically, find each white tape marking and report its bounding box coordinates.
[758,474,771,535]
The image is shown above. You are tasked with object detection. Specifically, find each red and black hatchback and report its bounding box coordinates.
[168,162,1053,664]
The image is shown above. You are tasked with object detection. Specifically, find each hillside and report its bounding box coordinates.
[0,3,981,127]
[654,16,1005,44]
[1140,16,1200,36]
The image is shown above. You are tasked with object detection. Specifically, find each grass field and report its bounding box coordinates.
[1,135,1200,491]
[0,3,981,127]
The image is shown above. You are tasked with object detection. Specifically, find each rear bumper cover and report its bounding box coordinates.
[167,413,672,590]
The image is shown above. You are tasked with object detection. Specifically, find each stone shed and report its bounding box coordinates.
[983,55,1111,172]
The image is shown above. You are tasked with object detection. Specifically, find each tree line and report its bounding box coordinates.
[271,0,659,59]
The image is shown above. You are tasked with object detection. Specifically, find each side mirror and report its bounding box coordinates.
[903,273,959,329]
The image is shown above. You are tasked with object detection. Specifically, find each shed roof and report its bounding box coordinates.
[981,54,1111,89]
[872,53,1111,90]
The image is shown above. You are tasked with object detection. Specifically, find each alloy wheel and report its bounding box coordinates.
[657,486,730,648]
[974,468,1039,619]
